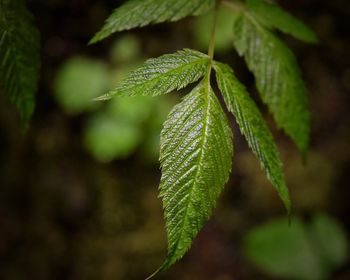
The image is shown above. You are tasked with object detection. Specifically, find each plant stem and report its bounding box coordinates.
[207,6,218,61]
[206,2,219,82]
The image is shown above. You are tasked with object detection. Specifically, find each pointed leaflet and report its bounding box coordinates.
[159,80,233,271]
[214,62,290,212]
[90,0,214,44]
[231,12,310,156]
[246,0,318,43]
[0,0,40,127]
[96,49,210,100]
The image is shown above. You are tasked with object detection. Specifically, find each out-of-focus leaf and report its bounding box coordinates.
[107,96,155,124]
[141,96,175,161]
[244,218,325,280]
[309,213,348,269]
[193,8,234,53]
[244,214,348,280]
[84,113,142,162]
[109,35,141,64]
[54,57,108,113]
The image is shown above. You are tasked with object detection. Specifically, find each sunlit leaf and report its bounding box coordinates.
[90,0,214,44]
[158,80,233,271]
[214,61,290,212]
[97,49,210,100]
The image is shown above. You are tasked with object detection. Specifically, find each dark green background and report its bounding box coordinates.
[0,0,349,279]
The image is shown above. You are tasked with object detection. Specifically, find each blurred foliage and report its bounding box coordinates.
[109,34,141,64]
[193,7,234,53]
[244,213,348,280]
[84,110,142,161]
[53,35,174,162]
[54,57,108,113]
[85,95,172,162]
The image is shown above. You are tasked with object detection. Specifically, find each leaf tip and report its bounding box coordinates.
[145,258,172,280]
[301,150,308,165]
[88,30,107,45]
[88,35,99,45]
[145,267,161,280]
[284,203,292,221]
[279,186,292,219]
[305,33,320,45]
[297,138,309,164]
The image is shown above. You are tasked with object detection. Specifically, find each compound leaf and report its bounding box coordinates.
[214,62,290,212]
[246,0,318,43]
[232,12,310,156]
[96,49,210,100]
[158,80,233,272]
[0,0,40,127]
[90,0,214,44]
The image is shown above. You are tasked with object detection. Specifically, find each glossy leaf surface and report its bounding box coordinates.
[96,49,210,100]
[90,0,214,43]
[214,61,290,212]
[159,80,233,271]
[232,12,310,155]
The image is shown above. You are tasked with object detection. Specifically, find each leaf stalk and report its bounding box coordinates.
[206,1,219,82]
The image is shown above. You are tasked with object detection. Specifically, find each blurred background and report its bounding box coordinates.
[0,0,350,279]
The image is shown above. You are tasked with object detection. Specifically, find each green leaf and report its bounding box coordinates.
[193,8,235,53]
[90,0,214,44]
[158,80,233,272]
[246,0,319,43]
[244,214,348,280]
[96,49,210,100]
[54,57,109,114]
[0,0,40,128]
[244,217,326,280]
[214,62,290,212]
[109,34,141,63]
[309,213,348,269]
[232,12,310,156]
[84,112,142,162]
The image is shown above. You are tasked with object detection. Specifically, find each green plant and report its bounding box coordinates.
[0,0,40,129]
[0,0,318,277]
[89,0,318,276]
[244,213,348,280]
[52,36,173,162]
